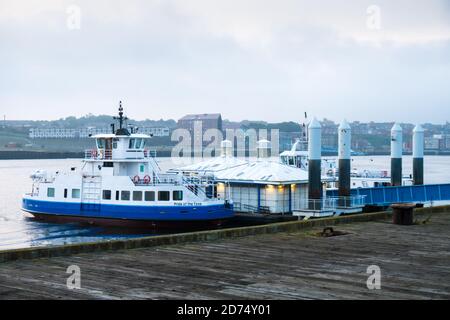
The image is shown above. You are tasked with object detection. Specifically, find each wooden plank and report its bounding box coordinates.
[1,212,450,299]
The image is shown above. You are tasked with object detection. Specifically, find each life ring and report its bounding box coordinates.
[143,175,151,184]
[133,175,140,183]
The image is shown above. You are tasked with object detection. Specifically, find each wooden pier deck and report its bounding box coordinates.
[1,210,450,299]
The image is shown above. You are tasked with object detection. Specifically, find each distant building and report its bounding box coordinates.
[177,114,223,133]
[177,114,223,150]
[425,134,450,151]
[425,136,440,150]
[29,127,170,139]
[137,127,170,137]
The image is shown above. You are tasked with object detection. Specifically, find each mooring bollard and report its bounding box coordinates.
[391,203,416,225]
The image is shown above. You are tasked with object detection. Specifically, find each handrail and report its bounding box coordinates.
[85,149,156,160]
[84,149,112,160]
[296,195,366,211]
[181,176,212,198]
[131,176,182,186]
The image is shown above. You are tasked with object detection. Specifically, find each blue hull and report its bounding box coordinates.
[22,198,234,227]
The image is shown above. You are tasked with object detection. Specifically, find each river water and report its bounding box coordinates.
[0,156,449,250]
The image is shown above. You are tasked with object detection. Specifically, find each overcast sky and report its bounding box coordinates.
[1,0,450,123]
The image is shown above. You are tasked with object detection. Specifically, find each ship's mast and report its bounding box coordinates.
[114,101,128,130]
[112,101,130,135]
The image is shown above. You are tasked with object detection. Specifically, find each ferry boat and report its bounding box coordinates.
[22,103,233,229]
[280,139,413,189]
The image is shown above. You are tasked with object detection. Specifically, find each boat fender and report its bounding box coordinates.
[133,175,140,183]
[143,175,151,184]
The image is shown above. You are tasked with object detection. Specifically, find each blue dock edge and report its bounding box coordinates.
[327,183,450,206]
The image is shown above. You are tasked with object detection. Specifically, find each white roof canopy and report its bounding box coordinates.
[214,160,309,185]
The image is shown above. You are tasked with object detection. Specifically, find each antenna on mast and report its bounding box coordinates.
[112,101,130,135]
[302,112,308,140]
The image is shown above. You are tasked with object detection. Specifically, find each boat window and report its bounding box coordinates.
[115,190,120,201]
[121,191,130,201]
[72,189,80,199]
[135,138,142,149]
[102,190,112,200]
[128,139,135,149]
[105,139,112,150]
[96,139,105,149]
[112,142,118,149]
[64,188,68,198]
[158,191,170,201]
[173,191,183,201]
[133,191,143,201]
[141,140,146,149]
[47,187,55,197]
[140,164,145,173]
[205,186,213,199]
[145,191,155,201]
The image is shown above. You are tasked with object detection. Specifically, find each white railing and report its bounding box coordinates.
[298,198,337,211]
[182,175,215,186]
[84,149,112,160]
[144,149,157,158]
[84,149,157,160]
[331,195,366,208]
[297,195,366,211]
[131,174,182,186]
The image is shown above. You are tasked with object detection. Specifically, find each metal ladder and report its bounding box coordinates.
[81,175,102,212]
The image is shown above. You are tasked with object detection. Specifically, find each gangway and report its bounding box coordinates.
[326,183,450,206]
